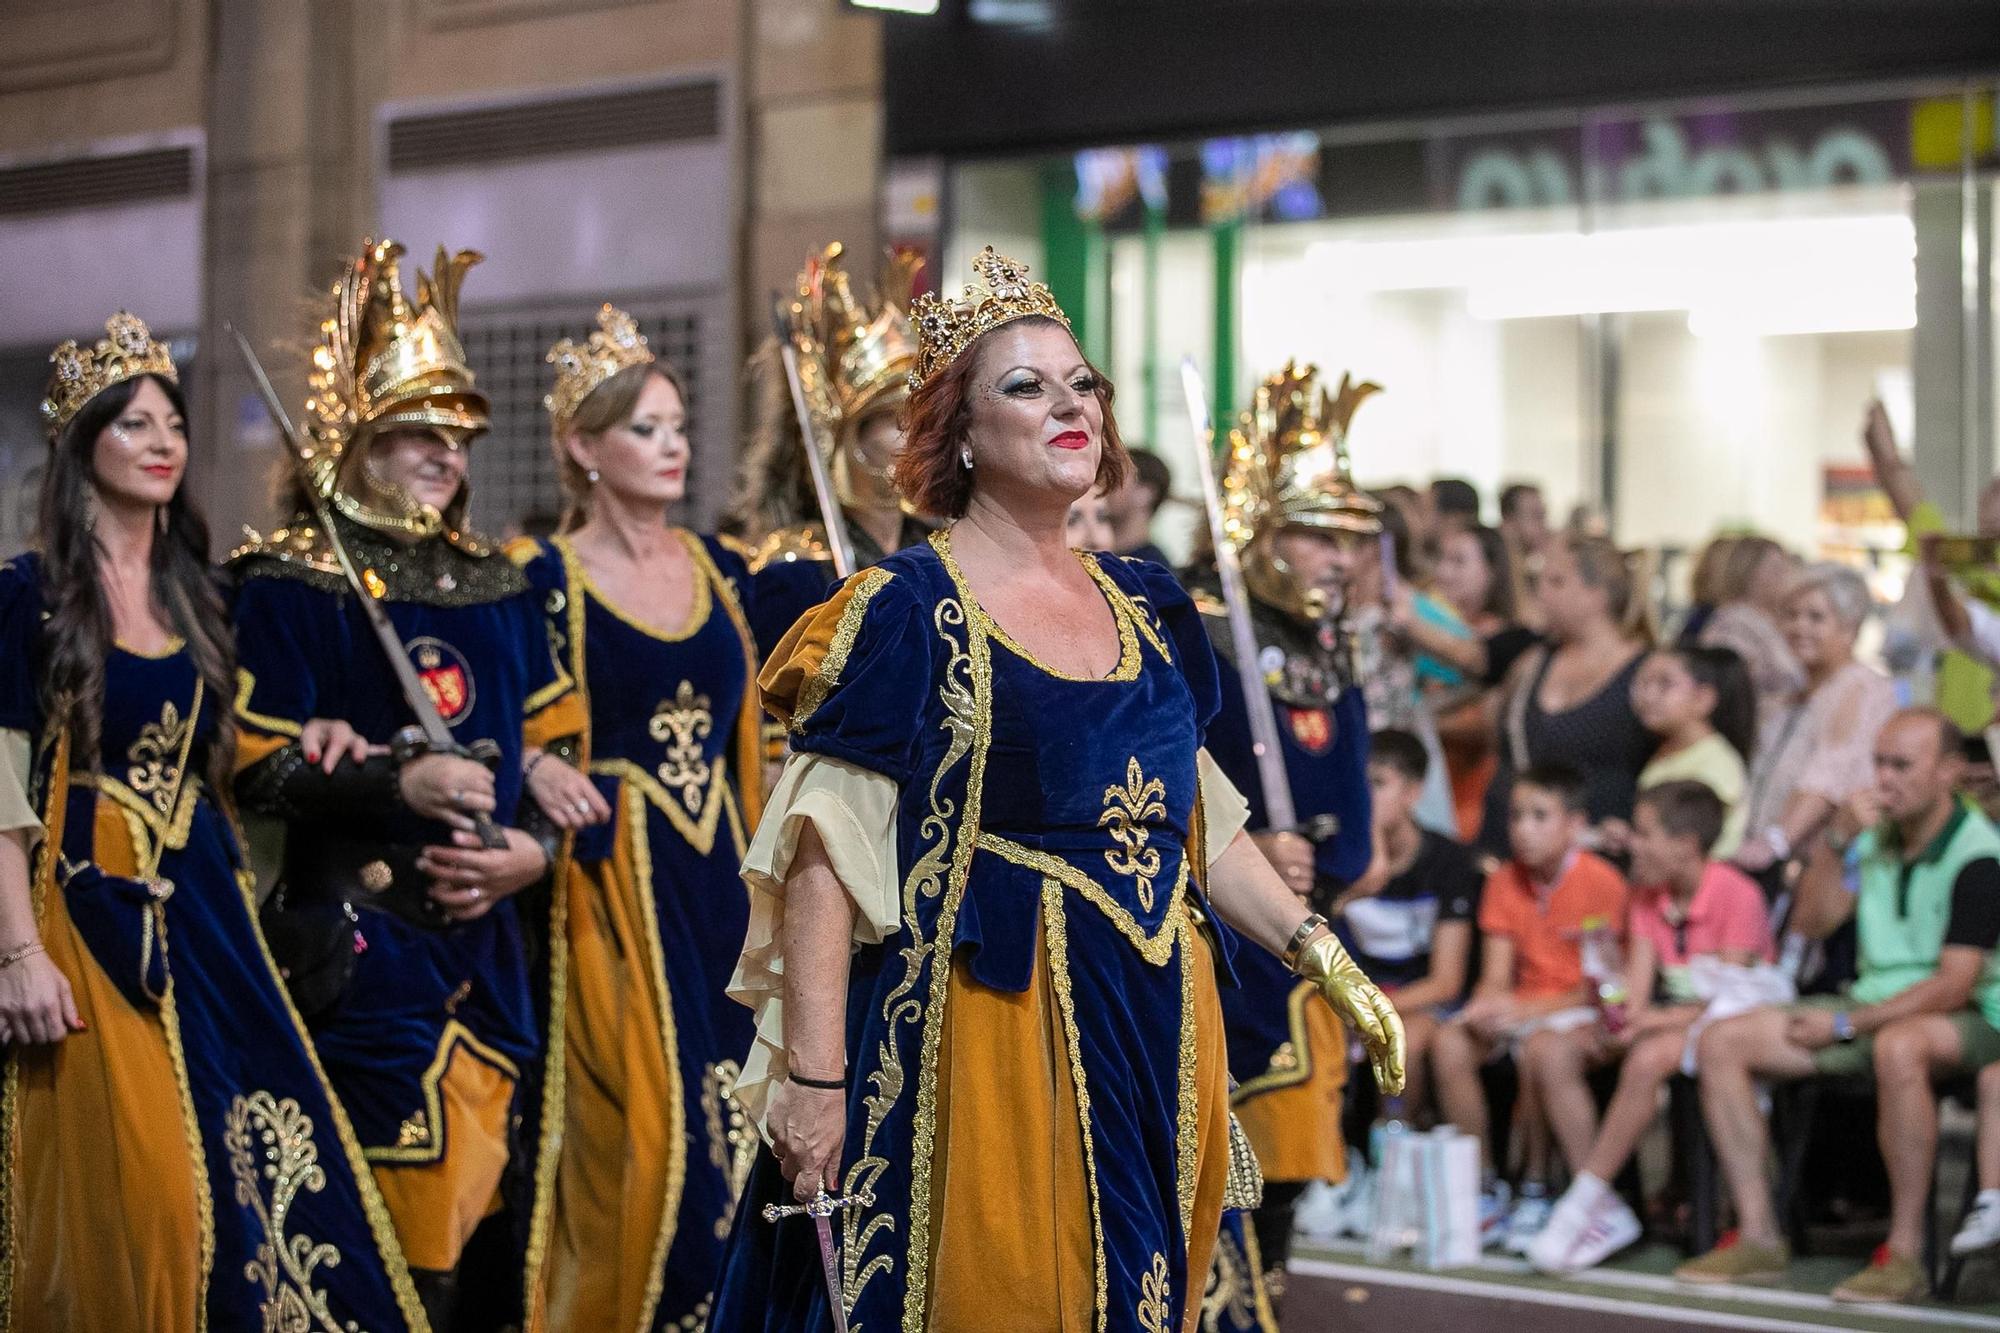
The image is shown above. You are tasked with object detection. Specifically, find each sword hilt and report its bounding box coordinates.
[761,1187,875,1223]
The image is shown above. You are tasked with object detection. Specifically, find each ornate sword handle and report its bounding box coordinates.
[762,1187,876,1223]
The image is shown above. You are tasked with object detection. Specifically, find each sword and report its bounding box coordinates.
[770,294,857,580]
[227,325,507,850]
[762,1185,875,1332]
[1181,358,1297,831]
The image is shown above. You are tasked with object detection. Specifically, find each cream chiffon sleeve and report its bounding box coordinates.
[728,746,1252,1135]
[0,728,40,842]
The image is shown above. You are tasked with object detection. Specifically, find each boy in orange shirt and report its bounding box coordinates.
[1433,765,1629,1250]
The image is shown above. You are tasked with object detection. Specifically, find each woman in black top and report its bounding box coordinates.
[1479,535,1656,857]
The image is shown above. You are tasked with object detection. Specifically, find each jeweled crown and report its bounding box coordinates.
[908,246,1071,393]
[544,304,656,431]
[40,312,178,442]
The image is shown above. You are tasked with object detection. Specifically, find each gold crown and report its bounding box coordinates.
[40,312,178,442]
[1224,361,1384,620]
[544,304,655,430]
[908,246,1070,393]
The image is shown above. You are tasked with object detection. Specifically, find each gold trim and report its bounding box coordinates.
[1042,878,1110,1330]
[624,782,688,1332]
[592,758,730,859]
[1240,1223,1280,1333]
[901,541,995,1333]
[553,531,712,643]
[113,634,187,660]
[159,972,217,1331]
[523,664,575,719]
[361,1020,521,1165]
[789,566,894,733]
[1137,1250,1172,1333]
[1229,981,1319,1103]
[80,771,199,866]
[1176,917,1198,1234]
[232,668,304,740]
[223,1091,352,1327]
[936,533,1139,683]
[978,835,1186,967]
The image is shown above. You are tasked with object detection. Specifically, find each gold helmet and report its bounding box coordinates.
[1223,360,1383,622]
[302,238,490,543]
[730,243,923,554]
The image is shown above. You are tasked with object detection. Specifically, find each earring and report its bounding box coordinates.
[586,469,600,484]
[960,447,973,470]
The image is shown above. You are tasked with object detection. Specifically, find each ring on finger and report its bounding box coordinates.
[451,789,466,808]
[468,886,483,901]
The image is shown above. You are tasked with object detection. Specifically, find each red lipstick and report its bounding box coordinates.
[1049,430,1090,450]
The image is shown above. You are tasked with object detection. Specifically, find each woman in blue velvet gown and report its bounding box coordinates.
[513,306,767,1332]
[710,249,1406,1333]
[0,315,424,1331]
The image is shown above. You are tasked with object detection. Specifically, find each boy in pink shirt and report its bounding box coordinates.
[1524,780,1775,1273]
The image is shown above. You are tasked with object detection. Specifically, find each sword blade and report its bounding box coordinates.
[813,1213,848,1333]
[770,295,858,580]
[1180,358,1298,831]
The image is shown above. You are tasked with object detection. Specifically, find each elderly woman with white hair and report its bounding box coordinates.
[1734,562,1898,882]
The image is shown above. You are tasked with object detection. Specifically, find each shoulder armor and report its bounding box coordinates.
[229,521,341,577]
[747,524,832,575]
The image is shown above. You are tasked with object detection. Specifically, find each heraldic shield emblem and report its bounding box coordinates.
[407,636,476,725]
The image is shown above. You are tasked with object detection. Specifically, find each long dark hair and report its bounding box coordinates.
[36,374,236,794]
[1674,644,1757,765]
[1456,524,1519,623]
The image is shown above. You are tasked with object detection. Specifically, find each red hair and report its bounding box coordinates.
[893,317,1131,519]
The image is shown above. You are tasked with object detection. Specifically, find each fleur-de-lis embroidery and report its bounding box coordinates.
[127,698,194,818]
[1100,756,1167,911]
[1137,1250,1173,1333]
[649,680,713,811]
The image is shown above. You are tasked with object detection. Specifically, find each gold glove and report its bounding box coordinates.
[1295,930,1406,1096]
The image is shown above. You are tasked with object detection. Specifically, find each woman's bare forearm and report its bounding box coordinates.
[780,822,859,1080]
[0,831,38,949]
[1207,829,1318,959]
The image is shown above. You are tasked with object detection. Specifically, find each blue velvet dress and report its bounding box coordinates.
[512,532,763,1332]
[713,534,1244,1333]
[0,553,424,1331]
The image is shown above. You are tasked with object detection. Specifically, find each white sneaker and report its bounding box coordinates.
[1338,1163,1378,1239]
[1502,1188,1553,1255]
[1293,1178,1344,1243]
[1952,1192,2000,1258]
[1524,1188,1595,1274]
[1557,1194,1644,1272]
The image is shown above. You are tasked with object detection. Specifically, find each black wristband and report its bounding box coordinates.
[788,1068,847,1091]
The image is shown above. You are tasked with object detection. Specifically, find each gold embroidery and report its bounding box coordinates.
[224,1090,356,1333]
[1230,982,1320,1102]
[1043,879,1110,1330]
[791,566,894,732]
[590,758,731,858]
[901,543,994,1333]
[979,835,1186,965]
[1202,1227,1274,1333]
[1176,918,1198,1234]
[127,696,195,820]
[650,680,715,812]
[362,1019,519,1164]
[233,667,304,739]
[701,1060,758,1239]
[554,530,713,643]
[1137,1250,1173,1333]
[1100,757,1167,911]
[972,550,1142,684]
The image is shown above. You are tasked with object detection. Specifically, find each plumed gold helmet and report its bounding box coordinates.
[729,243,923,552]
[302,238,490,543]
[1223,360,1383,622]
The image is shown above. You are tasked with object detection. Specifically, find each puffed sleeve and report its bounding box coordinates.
[759,566,934,784]
[0,558,42,840]
[730,567,932,1131]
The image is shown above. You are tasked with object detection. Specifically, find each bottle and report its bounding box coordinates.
[1579,915,1628,1035]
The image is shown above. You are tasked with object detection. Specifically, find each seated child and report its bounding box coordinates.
[1332,728,1483,1121]
[1522,780,1775,1273]
[1432,764,1629,1251]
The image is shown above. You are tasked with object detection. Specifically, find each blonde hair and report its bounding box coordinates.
[550,361,686,532]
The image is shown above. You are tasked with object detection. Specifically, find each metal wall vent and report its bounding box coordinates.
[0,147,195,219]
[387,80,722,173]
